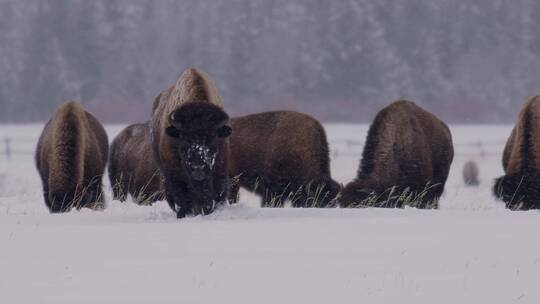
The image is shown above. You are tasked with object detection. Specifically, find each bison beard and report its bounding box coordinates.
[164,174,222,218]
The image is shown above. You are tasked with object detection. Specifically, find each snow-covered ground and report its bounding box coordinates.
[1,124,540,303]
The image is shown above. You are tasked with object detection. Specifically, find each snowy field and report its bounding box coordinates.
[1,124,540,303]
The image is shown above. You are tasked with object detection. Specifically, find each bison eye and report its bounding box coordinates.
[165,126,180,138]
[217,125,232,138]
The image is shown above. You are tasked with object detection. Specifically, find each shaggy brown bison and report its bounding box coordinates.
[494,96,540,210]
[463,160,480,186]
[109,122,163,205]
[35,101,108,213]
[228,111,340,208]
[151,68,232,218]
[339,100,454,209]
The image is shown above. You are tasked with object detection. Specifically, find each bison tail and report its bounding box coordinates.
[48,102,85,209]
[493,173,540,210]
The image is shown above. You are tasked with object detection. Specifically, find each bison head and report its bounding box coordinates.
[165,102,232,183]
[339,178,376,208]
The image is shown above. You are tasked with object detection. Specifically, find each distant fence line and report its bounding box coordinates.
[329,139,504,158]
[0,137,35,159]
[330,139,505,147]
[0,136,505,160]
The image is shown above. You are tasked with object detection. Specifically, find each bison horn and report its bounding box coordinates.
[215,115,229,128]
[168,112,183,130]
[169,111,178,122]
[217,125,232,138]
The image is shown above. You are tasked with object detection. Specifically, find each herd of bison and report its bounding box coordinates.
[33,68,540,217]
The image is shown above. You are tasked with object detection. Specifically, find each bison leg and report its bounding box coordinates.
[317,180,341,208]
[227,180,240,204]
[112,181,128,202]
[214,179,229,207]
[296,180,341,208]
[48,191,75,213]
[415,193,438,209]
[260,189,277,207]
[164,179,195,218]
[111,174,129,202]
[165,194,188,218]
[291,192,308,208]
[261,176,292,208]
[424,187,441,209]
[176,208,188,219]
[169,196,195,218]
[261,188,286,208]
[81,178,105,210]
[43,184,52,212]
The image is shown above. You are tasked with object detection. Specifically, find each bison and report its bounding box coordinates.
[151,68,232,218]
[35,101,108,213]
[494,96,540,210]
[228,111,340,207]
[339,100,454,209]
[463,160,480,186]
[108,122,163,205]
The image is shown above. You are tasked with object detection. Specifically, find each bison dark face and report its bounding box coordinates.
[339,179,376,208]
[166,124,231,181]
[164,102,232,215]
[166,104,231,180]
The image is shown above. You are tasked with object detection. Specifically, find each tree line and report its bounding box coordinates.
[1,0,540,123]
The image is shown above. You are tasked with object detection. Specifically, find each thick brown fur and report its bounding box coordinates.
[463,160,480,186]
[152,91,162,115]
[494,96,540,210]
[108,122,163,205]
[35,101,109,213]
[151,68,231,218]
[228,111,340,207]
[339,100,454,209]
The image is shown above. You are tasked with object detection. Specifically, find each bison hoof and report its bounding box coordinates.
[176,208,187,219]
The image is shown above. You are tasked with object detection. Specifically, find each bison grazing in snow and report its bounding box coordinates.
[35,101,108,213]
[151,68,232,218]
[108,122,163,205]
[494,96,540,210]
[463,160,480,186]
[228,111,340,207]
[339,100,454,209]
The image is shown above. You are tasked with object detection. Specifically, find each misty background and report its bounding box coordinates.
[0,0,539,123]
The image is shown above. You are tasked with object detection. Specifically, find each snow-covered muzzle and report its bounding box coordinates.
[184,142,218,181]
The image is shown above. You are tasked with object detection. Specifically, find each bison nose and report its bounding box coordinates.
[191,165,206,181]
